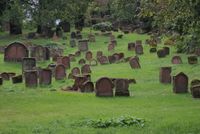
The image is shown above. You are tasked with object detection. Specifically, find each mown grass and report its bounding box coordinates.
[0,28,200,134]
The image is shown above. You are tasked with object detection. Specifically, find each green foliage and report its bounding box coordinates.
[92,22,113,31]
[74,116,145,128]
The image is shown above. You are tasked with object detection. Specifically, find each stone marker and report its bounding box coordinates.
[163,47,170,55]
[55,64,66,80]
[98,56,109,65]
[172,56,182,64]
[12,75,23,84]
[159,67,172,84]
[71,67,80,76]
[110,40,117,46]
[24,70,38,88]
[115,79,130,96]
[173,72,188,93]
[188,56,198,64]
[1,72,10,80]
[135,44,143,55]
[4,42,29,62]
[31,46,50,61]
[129,57,141,69]
[81,64,91,74]
[22,58,36,73]
[39,69,52,85]
[78,59,86,65]
[85,51,93,61]
[78,40,88,52]
[108,55,116,64]
[190,79,200,98]
[95,77,114,97]
[70,39,76,47]
[157,49,166,58]
[81,81,94,93]
[73,76,89,91]
[128,42,135,51]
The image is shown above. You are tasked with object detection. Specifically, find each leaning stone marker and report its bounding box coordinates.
[159,67,172,84]
[129,57,141,69]
[173,72,188,93]
[24,70,38,88]
[95,77,114,97]
[85,51,93,61]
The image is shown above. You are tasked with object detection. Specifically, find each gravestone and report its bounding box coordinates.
[70,39,76,48]
[135,44,143,55]
[24,70,38,88]
[0,77,3,85]
[73,76,89,91]
[81,64,91,74]
[71,32,76,39]
[96,51,103,59]
[157,49,166,58]
[128,42,135,51]
[31,45,49,61]
[71,67,80,76]
[81,81,94,93]
[57,56,70,69]
[190,79,200,98]
[195,48,200,56]
[98,56,109,65]
[108,43,115,51]
[59,21,70,32]
[78,40,88,52]
[55,64,66,80]
[12,75,23,84]
[159,67,172,84]
[79,59,86,65]
[149,48,157,53]
[172,56,182,64]
[173,72,188,93]
[85,51,93,61]
[188,56,198,64]
[4,42,29,62]
[163,47,170,55]
[115,79,130,96]
[39,69,52,85]
[22,58,36,73]
[95,77,114,97]
[129,57,141,69]
[89,59,98,66]
[108,55,116,64]
[1,72,10,80]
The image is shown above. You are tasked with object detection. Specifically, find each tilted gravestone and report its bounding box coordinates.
[78,59,86,65]
[81,64,91,74]
[78,40,88,52]
[98,56,109,65]
[12,75,23,84]
[188,56,198,64]
[172,56,182,64]
[190,79,200,98]
[129,57,141,69]
[70,39,76,48]
[108,55,116,64]
[24,70,38,88]
[55,64,66,80]
[173,72,188,93]
[85,51,93,61]
[81,81,94,93]
[159,67,172,84]
[71,67,80,76]
[39,69,52,85]
[4,42,29,62]
[95,77,114,97]
[128,42,135,51]
[22,58,36,73]
[115,79,130,96]
[135,44,143,55]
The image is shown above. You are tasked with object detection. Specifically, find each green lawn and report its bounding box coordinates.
[0,29,200,134]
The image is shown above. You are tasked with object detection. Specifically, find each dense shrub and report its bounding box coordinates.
[92,22,113,31]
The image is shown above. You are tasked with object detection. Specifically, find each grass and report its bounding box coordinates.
[0,28,200,134]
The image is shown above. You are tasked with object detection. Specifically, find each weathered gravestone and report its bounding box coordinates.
[128,42,135,51]
[70,39,76,48]
[1,72,10,80]
[71,67,80,76]
[71,32,76,39]
[159,67,172,84]
[72,76,89,91]
[129,57,141,69]
[12,75,23,84]
[190,79,200,98]
[4,42,29,62]
[39,69,52,85]
[108,43,115,51]
[188,56,198,64]
[85,51,93,61]
[57,56,70,69]
[55,64,66,80]
[98,56,109,65]
[135,44,143,55]
[22,58,36,73]
[95,77,114,97]
[0,77,3,85]
[172,56,182,64]
[24,70,38,88]
[173,72,188,93]
[81,64,91,74]
[115,79,130,96]
[31,46,50,61]
[81,81,94,93]
[157,49,166,58]
[96,51,103,59]
[79,59,86,65]
[149,48,157,53]
[108,55,116,64]
[78,40,88,52]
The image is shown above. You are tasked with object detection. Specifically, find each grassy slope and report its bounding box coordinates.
[0,29,200,134]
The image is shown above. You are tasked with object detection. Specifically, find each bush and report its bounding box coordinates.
[92,22,113,31]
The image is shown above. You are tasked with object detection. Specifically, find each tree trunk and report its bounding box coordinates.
[9,21,22,35]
